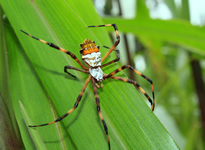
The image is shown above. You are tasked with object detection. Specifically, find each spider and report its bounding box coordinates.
[20,24,155,150]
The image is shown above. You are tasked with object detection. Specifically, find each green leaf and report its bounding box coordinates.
[5,16,74,150]
[19,101,47,150]
[0,6,22,149]
[163,0,179,18]
[103,18,205,56]
[136,0,150,18]
[1,0,178,149]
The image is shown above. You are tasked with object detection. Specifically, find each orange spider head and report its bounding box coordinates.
[80,39,102,68]
[80,39,99,55]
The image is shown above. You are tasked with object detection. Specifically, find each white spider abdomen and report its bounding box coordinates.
[89,67,103,82]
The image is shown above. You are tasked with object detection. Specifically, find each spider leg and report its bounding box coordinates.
[88,24,120,62]
[29,75,92,127]
[91,78,110,150]
[64,65,89,78]
[104,65,155,111]
[101,46,120,68]
[20,30,88,70]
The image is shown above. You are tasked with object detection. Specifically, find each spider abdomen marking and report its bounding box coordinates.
[82,52,102,67]
[89,67,103,82]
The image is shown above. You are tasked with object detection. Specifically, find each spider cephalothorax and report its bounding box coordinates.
[80,39,99,54]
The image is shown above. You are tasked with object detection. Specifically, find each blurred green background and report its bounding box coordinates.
[98,0,205,149]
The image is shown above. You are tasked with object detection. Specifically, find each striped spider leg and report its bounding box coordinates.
[20,30,88,77]
[88,24,120,62]
[101,46,120,68]
[29,75,92,127]
[103,65,155,111]
[97,44,155,110]
[91,77,110,148]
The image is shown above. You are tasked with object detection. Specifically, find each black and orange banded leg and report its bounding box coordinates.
[64,65,89,78]
[101,46,120,68]
[104,65,155,111]
[87,24,120,62]
[29,75,92,127]
[20,30,88,70]
[91,78,110,150]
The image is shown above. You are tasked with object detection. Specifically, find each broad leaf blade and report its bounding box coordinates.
[103,18,205,56]
[1,0,178,149]
[5,20,74,149]
[19,101,47,150]
[0,6,22,150]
